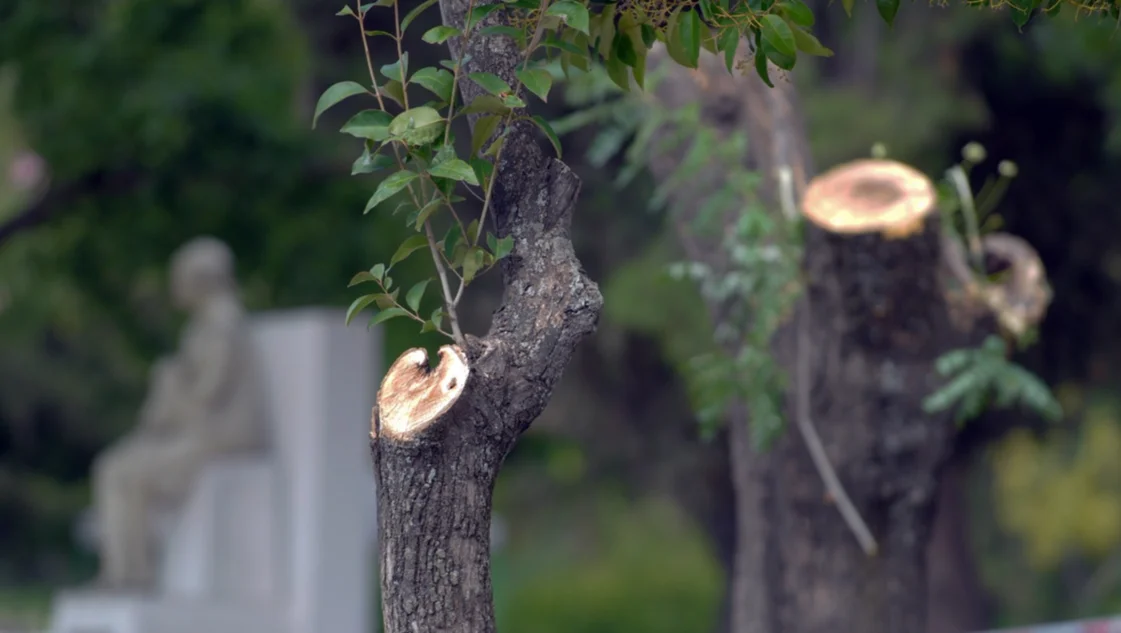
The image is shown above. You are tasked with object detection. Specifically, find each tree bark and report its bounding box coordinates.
[644,46,1049,633]
[925,453,992,633]
[371,2,603,632]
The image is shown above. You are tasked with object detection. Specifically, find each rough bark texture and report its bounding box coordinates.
[765,209,958,633]
[371,3,603,632]
[645,46,1048,633]
[925,454,992,633]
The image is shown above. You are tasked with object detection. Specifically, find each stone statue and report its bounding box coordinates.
[91,236,267,589]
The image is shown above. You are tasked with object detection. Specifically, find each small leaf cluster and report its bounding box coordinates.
[543,0,835,90]
[553,64,803,447]
[923,335,1063,424]
[316,0,561,340]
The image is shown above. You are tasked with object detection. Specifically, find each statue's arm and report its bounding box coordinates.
[181,321,239,416]
[136,358,181,433]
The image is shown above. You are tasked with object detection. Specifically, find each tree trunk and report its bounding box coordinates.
[370,1,603,631]
[644,46,1049,633]
[925,454,992,633]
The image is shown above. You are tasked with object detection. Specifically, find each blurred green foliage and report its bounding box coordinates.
[3,0,1121,630]
[0,0,429,584]
[495,495,722,633]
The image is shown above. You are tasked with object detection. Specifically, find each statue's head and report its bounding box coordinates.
[169,236,237,311]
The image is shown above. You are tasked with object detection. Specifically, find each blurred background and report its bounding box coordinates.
[2,0,1121,631]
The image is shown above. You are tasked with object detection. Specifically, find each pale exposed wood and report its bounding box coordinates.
[802,159,936,238]
[375,345,470,439]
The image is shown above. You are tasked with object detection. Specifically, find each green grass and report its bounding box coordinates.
[0,585,52,630]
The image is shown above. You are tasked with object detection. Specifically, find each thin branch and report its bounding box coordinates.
[392,0,410,110]
[425,219,465,345]
[357,1,390,112]
[780,170,879,557]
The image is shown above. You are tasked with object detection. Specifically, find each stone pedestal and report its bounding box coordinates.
[50,309,381,633]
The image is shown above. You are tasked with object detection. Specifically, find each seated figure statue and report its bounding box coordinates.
[90,236,267,589]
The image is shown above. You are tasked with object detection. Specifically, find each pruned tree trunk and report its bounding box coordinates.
[644,46,1050,633]
[370,2,603,631]
[925,453,992,633]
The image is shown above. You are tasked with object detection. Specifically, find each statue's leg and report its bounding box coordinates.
[92,441,151,588]
[92,437,206,589]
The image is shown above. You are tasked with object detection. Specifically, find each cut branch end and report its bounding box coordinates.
[375,344,470,439]
[803,159,936,238]
[944,233,1053,339]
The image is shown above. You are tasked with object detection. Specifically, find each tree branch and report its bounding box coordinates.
[0,168,143,247]
[371,3,602,632]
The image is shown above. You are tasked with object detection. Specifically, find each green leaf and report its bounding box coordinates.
[348,271,378,287]
[471,115,503,157]
[718,28,739,73]
[754,32,774,88]
[466,3,505,29]
[516,68,554,102]
[337,6,356,17]
[469,72,513,96]
[423,307,446,333]
[312,81,368,128]
[401,0,439,31]
[443,224,463,260]
[612,29,639,68]
[542,34,588,57]
[414,198,443,229]
[460,94,511,116]
[462,247,485,283]
[406,279,433,312]
[388,106,446,145]
[370,263,387,281]
[479,25,527,43]
[675,9,703,68]
[380,80,406,108]
[429,159,480,185]
[546,0,591,35]
[484,131,505,157]
[604,52,631,91]
[466,218,481,244]
[380,54,409,84]
[390,234,431,268]
[346,294,379,325]
[368,307,411,329]
[596,3,617,58]
[470,157,495,185]
[530,115,563,159]
[340,109,394,141]
[841,0,854,17]
[1008,0,1033,27]
[488,234,515,259]
[352,148,396,175]
[780,0,815,26]
[759,15,796,58]
[791,26,833,57]
[423,25,461,43]
[411,67,454,103]
[762,38,796,70]
[372,291,398,309]
[364,170,419,213]
[875,0,899,26]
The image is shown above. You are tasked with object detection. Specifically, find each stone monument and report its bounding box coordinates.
[50,237,380,633]
[90,236,268,589]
